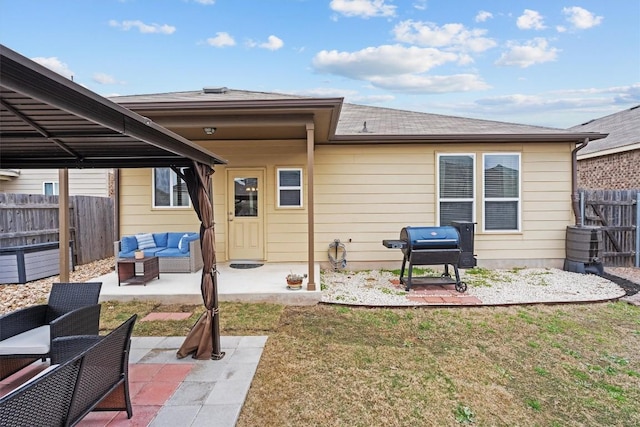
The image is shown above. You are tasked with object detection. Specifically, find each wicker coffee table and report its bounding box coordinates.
[117,256,160,286]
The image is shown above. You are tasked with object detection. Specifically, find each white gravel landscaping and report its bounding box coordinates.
[320,267,629,306]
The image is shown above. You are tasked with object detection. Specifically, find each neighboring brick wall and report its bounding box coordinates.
[577,149,640,189]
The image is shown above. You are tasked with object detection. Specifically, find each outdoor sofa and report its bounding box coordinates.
[115,231,203,273]
[0,282,102,381]
[0,314,137,426]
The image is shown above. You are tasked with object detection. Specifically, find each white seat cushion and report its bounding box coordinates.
[0,326,50,355]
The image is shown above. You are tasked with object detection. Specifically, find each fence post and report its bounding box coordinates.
[636,192,639,267]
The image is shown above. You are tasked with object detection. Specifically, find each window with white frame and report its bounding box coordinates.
[437,154,475,226]
[483,153,520,231]
[153,168,190,208]
[43,181,59,196]
[277,168,302,208]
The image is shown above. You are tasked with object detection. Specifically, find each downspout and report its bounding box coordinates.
[571,138,589,226]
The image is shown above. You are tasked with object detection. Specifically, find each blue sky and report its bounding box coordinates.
[1,0,638,128]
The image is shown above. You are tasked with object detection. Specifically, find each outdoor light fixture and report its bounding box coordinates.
[203,127,216,135]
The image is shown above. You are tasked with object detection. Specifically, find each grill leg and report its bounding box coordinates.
[405,260,414,291]
[451,264,468,293]
[399,255,412,291]
[452,264,460,283]
[400,256,413,291]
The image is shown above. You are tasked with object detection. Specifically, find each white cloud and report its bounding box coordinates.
[31,56,74,79]
[92,72,118,85]
[413,0,427,11]
[495,38,559,68]
[349,93,396,104]
[562,6,603,30]
[516,9,546,30]
[330,0,396,18]
[108,19,176,34]
[552,83,640,105]
[369,73,491,93]
[475,11,493,23]
[193,0,215,4]
[312,44,489,94]
[447,84,640,128]
[313,44,459,79]
[260,35,284,50]
[206,32,235,47]
[392,20,496,52]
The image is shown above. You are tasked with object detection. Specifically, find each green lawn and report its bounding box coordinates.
[100,299,640,426]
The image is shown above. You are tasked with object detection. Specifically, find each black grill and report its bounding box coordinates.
[383,221,477,292]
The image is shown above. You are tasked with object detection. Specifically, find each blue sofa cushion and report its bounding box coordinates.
[178,233,199,253]
[140,247,164,256]
[153,232,168,248]
[156,248,188,258]
[118,250,136,258]
[167,232,184,248]
[135,233,156,250]
[120,236,138,253]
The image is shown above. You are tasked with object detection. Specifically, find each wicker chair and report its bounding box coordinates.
[64,314,137,425]
[0,355,83,427]
[0,282,102,380]
[0,314,137,426]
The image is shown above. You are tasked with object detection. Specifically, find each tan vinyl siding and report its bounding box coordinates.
[117,139,574,268]
[0,169,110,196]
[118,168,201,238]
[314,142,573,267]
[314,144,435,263]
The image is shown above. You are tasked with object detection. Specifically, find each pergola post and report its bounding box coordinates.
[58,169,70,282]
[306,122,316,291]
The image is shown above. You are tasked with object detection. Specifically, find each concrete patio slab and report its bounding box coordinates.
[97,262,322,306]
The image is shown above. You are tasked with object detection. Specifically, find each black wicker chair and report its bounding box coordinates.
[65,313,137,426]
[0,282,102,380]
[0,314,137,427]
[0,355,83,427]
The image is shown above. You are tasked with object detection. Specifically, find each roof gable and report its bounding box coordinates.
[570,105,640,157]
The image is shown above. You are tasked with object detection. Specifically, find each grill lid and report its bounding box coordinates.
[400,226,460,250]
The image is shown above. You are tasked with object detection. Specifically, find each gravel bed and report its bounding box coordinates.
[321,267,633,306]
[0,257,115,315]
[1,259,637,313]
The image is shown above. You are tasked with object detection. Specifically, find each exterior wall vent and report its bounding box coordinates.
[203,87,228,94]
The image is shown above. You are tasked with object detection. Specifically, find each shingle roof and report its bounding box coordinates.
[569,105,640,157]
[337,103,568,135]
[112,88,606,141]
[111,88,312,103]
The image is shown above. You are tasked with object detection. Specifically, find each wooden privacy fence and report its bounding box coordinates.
[0,193,115,265]
[579,189,639,267]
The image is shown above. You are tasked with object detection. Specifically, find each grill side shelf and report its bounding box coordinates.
[382,240,406,249]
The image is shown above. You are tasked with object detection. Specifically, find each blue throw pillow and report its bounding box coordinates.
[135,233,156,250]
[121,236,138,253]
[178,233,199,253]
[178,234,190,253]
[153,232,168,248]
[167,232,184,248]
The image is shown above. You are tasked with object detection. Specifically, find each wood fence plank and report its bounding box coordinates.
[580,188,638,266]
[0,193,114,265]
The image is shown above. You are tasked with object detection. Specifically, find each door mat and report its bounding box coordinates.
[229,263,264,269]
